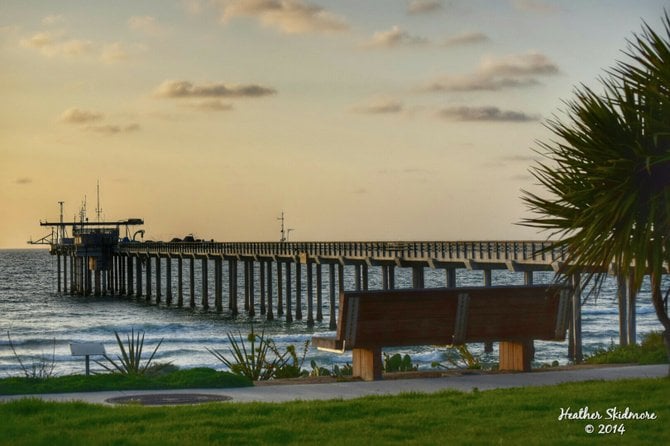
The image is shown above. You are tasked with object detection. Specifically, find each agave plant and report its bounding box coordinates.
[97,329,165,375]
[521,13,670,370]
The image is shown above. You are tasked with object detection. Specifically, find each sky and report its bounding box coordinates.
[0,0,667,248]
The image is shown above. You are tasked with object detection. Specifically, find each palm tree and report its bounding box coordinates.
[522,13,670,371]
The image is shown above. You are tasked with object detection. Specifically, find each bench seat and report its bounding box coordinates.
[313,285,570,380]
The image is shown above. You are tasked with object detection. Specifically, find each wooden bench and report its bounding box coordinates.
[313,285,571,381]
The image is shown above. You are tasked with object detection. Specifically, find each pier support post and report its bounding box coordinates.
[570,273,583,363]
[127,256,134,297]
[259,260,266,315]
[316,263,323,322]
[69,255,75,295]
[362,263,368,291]
[295,259,302,320]
[285,261,293,323]
[230,259,238,315]
[189,256,195,308]
[94,269,101,297]
[136,257,142,298]
[446,268,456,288]
[63,253,69,294]
[329,263,336,330]
[306,261,314,326]
[483,269,492,287]
[155,256,161,304]
[248,261,255,317]
[57,254,62,293]
[244,261,250,312]
[355,264,362,291]
[266,261,274,321]
[166,257,172,305]
[388,265,395,290]
[145,256,152,302]
[412,266,424,289]
[524,271,533,286]
[201,257,208,310]
[382,265,389,290]
[215,257,222,312]
[177,256,183,307]
[277,262,283,317]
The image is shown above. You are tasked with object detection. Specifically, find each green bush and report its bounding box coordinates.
[585,332,668,365]
[383,353,417,372]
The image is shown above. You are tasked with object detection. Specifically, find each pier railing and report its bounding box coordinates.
[117,240,567,265]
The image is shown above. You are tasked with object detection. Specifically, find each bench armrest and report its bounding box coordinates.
[312,336,346,353]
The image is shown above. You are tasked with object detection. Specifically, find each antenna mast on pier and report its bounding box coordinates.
[277,211,286,242]
[95,180,103,222]
[58,201,64,243]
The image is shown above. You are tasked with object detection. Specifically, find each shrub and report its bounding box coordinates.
[97,329,167,375]
[6,331,56,379]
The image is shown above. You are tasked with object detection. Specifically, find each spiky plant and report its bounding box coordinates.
[97,329,165,375]
[522,13,670,372]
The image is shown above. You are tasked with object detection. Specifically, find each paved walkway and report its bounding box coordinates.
[1,364,666,406]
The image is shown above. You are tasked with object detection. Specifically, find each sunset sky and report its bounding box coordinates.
[1,1,667,248]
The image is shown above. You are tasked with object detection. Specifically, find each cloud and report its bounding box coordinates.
[511,0,559,13]
[352,98,403,114]
[128,16,166,37]
[42,15,65,25]
[407,0,442,15]
[479,52,559,77]
[186,100,235,112]
[86,123,141,135]
[59,108,104,124]
[363,25,427,48]
[442,31,489,47]
[423,51,558,92]
[20,31,94,57]
[438,106,538,122]
[153,80,277,98]
[99,42,146,64]
[216,0,349,34]
[15,178,33,185]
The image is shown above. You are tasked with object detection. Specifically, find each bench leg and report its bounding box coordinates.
[499,341,534,372]
[352,348,382,381]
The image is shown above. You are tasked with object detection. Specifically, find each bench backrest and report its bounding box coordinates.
[336,285,571,349]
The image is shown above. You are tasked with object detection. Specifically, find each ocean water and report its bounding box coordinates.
[0,249,664,377]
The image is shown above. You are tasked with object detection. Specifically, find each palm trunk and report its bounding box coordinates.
[650,272,670,376]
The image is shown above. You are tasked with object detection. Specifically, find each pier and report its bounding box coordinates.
[36,213,651,364]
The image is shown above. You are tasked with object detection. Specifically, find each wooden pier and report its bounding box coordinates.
[45,237,648,364]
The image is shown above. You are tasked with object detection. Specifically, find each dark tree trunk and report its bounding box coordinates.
[650,272,670,376]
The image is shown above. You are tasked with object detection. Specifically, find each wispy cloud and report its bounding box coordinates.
[352,97,403,114]
[20,31,94,57]
[185,100,235,112]
[442,31,489,47]
[216,0,349,34]
[511,0,559,14]
[59,108,104,124]
[153,80,277,98]
[58,107,140,135]
[438,106,538,122]
[423,51,558,92]
[128,16,166,37]
[86,123,141,135]
[363,25,427,48]
[42,15,65,26]
[99,42,147,64]
[407,0,442,15]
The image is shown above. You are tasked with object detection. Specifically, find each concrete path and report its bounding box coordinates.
[1,364,666,406]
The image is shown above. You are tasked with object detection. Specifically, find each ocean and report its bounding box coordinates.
[0,249,664,377]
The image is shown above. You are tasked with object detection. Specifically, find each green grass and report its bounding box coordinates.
[1,378,668,445]
[586,332,669,365]
[0,368,251,395]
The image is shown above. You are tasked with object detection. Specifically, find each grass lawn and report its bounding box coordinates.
[1,377,668,445]
[0,368,251,395]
